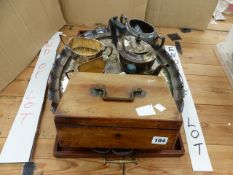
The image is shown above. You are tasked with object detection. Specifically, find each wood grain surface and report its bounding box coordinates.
[1,17,233,175]
[55,73,181,150]
[56,73,180,121]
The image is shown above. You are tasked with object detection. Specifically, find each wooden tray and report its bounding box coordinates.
[54,134,185,158]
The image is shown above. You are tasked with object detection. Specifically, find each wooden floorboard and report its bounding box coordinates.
[0,16,233,174]
[207,15,233,32]
[182,64,226,77]
[0,80,28,97]
[180,43,221,66]
[158,27,228,45]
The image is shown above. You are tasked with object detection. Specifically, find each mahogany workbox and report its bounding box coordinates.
[54,72,184,157]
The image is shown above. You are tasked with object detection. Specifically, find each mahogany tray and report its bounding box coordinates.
[54,134,185,158]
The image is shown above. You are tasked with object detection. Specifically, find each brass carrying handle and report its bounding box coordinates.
[90,87,145,102]
[104,158,138,164]
[104,158,137,175]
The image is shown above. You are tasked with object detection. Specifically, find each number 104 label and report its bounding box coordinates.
[151,136,168,145]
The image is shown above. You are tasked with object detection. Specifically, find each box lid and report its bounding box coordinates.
[55,72,182,129]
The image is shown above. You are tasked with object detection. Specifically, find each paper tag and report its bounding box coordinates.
[136,104,156,116]
[154,103,166,112]
[0,32,61,163]
[151,136,168,145]
[165,46,213,171]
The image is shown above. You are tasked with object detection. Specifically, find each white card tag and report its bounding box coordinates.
[154,103,166,112]
[151,136,168,145]
[136,104,156,116]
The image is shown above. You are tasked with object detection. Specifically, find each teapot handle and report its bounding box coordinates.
[155,35,165,50]
[109,16,127,47]
[120,15,128,25]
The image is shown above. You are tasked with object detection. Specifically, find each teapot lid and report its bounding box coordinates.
[123,36,151,54]
[118,35,157,63]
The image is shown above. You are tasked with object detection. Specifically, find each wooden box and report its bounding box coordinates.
[55,72,182,151]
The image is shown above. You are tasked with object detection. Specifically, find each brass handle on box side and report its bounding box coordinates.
[104,158,137,164]
[90,87,145,102]
[104,158,137,175]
